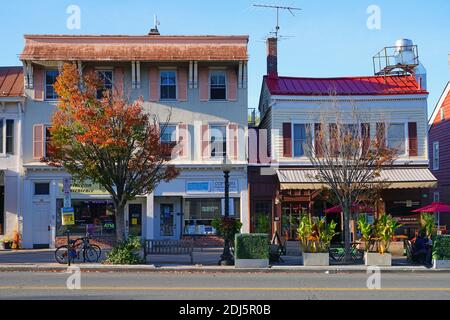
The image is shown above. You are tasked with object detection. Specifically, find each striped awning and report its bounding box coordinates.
[277,168,437,190]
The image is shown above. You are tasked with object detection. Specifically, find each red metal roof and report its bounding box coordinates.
[0,67,24,98]
[20,35,249,62]
[264,75,428,96]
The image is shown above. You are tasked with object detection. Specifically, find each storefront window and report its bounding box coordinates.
[183,198,240,235]
[56,199,116,236]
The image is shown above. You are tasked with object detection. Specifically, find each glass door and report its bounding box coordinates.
[160,204,175,238]
[128,204,142,237]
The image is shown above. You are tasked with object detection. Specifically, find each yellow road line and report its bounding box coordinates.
[0,286,449,292]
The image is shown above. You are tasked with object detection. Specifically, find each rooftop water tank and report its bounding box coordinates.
[394,39,417,66]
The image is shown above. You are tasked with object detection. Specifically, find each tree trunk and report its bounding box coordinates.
[343,203,352,263]
[115,204,126,244]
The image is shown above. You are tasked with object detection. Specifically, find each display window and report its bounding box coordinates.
[56,199,116,236]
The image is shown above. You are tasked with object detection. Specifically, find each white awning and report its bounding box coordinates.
[277,168,438,190]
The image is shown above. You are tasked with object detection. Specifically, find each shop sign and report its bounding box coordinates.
[394,214,421,225]
[61,207,75,226]
[186,181,210,193]
[59,180,109,196]
[212,180,238,193]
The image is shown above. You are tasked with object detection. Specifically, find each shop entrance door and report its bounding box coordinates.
[128,204,142,237]
[32,200,51,248]
[160,204,176,239]
[281,203,307,241]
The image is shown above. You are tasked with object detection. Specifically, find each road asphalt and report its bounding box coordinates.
[0,271,449,300]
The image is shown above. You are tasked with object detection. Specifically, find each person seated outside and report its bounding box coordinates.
[412,231,432,266]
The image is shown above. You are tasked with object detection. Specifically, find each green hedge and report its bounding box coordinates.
[432,235,450,260]
[235,234,269,260]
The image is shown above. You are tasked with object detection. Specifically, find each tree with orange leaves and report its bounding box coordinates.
[47,63,179,243]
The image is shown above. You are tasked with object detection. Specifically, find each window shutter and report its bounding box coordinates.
[314,123,323,158]
[408,122,418,156]
[282,123,292,157]
[227,68,237,101]
[361,123,370,155]
[34,68,44,101]
[178,124,189,159]
[177,68,188,102]
[149,67,159,102]
[329,123,338,156]
[201,124,210,159]
[113,67,124,97]
[228,123,238,160]
[33,124,44,159]
[199,67,209,102]
[376,123,386,148]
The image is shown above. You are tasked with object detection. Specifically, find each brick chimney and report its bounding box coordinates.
[267,37,278,77]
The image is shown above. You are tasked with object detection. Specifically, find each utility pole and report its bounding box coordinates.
[253,4,302,38]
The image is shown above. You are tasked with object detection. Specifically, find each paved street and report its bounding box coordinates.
[0,271,449,300]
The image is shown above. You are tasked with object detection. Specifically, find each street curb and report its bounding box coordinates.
[1,264,450,274]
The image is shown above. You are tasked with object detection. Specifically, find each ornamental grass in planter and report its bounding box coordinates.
[297,213,337,266]
[357,214,401,266]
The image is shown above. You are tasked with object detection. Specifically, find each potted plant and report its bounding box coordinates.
[297,213,337,266]
[421,213,436,238]
[235,233,269,268]
[212,217,242,248]
[357,214,401,266]
[432,235,450,269]
[3,237,13,250]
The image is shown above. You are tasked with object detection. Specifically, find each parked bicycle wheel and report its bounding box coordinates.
[83,245,101,263]
[90,244,102,260]
[55,245,75,264]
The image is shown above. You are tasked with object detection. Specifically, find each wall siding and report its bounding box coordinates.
[269,99,428,164]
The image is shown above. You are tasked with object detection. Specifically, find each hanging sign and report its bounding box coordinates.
[61,207,75,226]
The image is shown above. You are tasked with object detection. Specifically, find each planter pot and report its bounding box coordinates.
[0,242,4,250]
[388,241,405,257]
[3,242,12,250]
[235,259,269,269]
[364,252,392,266]
[433,260,450,269]
[302,253,330,266]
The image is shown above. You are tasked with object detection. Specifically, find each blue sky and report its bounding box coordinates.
[1,0,449,115]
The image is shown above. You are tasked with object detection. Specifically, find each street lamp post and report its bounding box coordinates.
[219,156,234,266]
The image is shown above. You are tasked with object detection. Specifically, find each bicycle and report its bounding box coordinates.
[55,234,102,264]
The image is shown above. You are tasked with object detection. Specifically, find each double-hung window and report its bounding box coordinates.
[210,71,227,100]
[433,141,439,171]
[293,124,312,157]
[0,119,14,155]
[210,125,227,158]
[45,70,59,100]
[387,123,406,156]
[96,70,113,99]
[160,71,177,100]
[160,125,177,157]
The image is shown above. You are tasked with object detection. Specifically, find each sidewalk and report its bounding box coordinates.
[1,248,448,273]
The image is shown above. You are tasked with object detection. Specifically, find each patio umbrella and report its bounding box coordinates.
[412,202,450,229]
[324,203,374,214]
